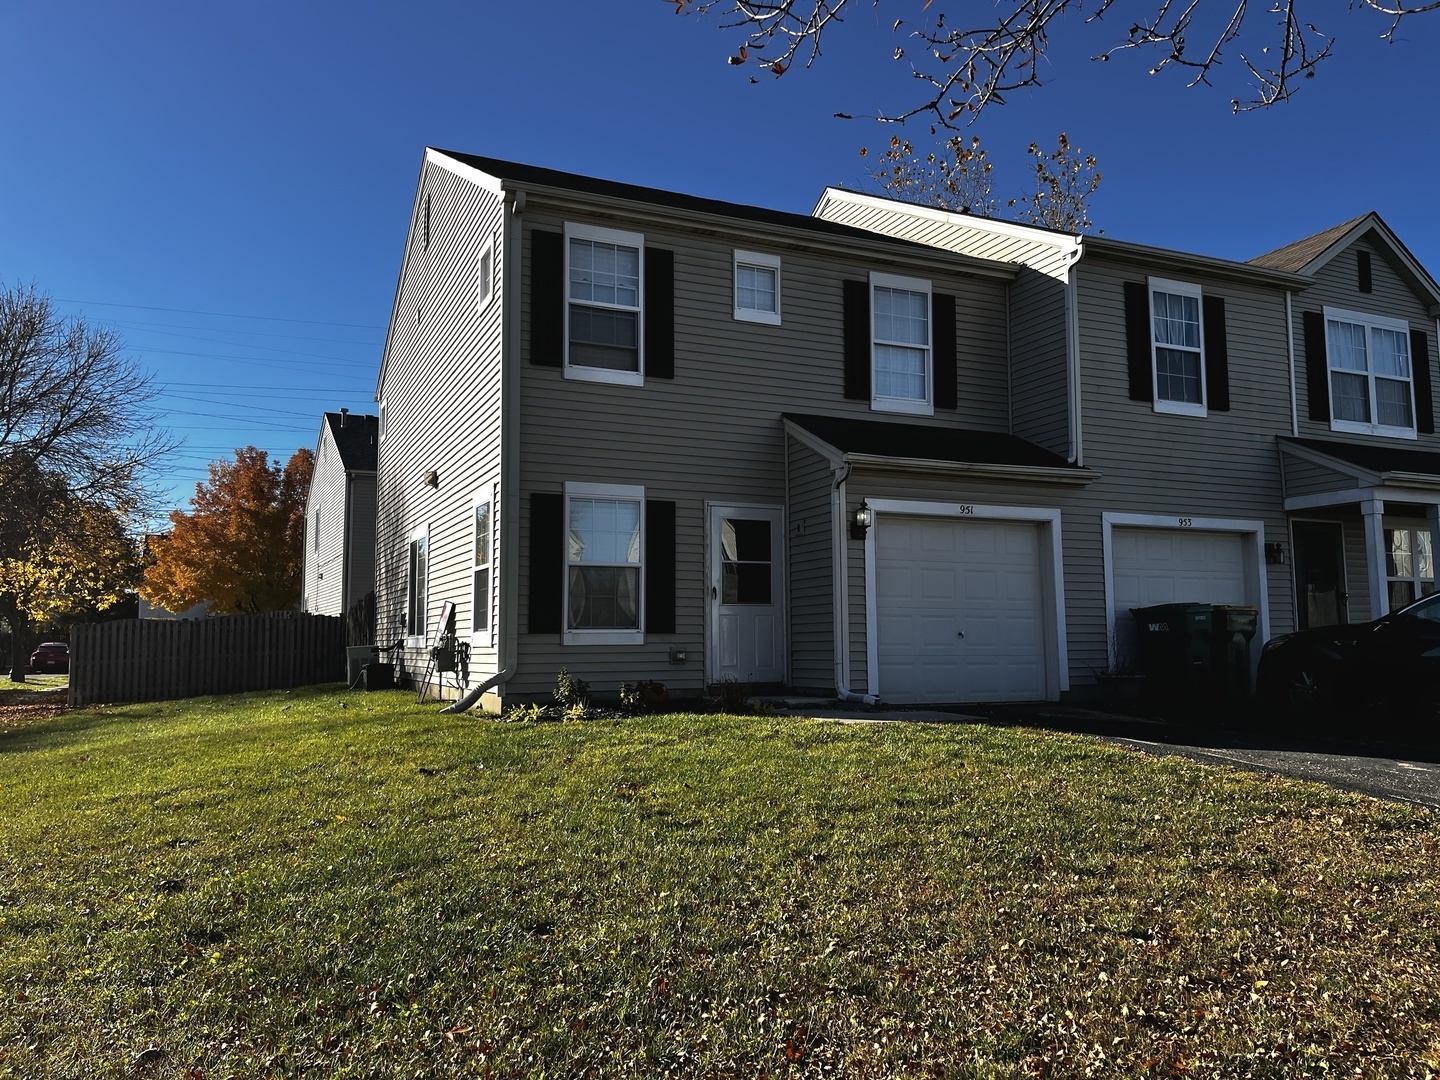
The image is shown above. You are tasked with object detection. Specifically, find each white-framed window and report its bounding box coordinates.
[563,481,644,646]
[1326,305,1416,439]
[312,509,319,551]
[734,249,781,325]
[870,271,933,416]
[472,489,494,647]
[1149,277,1206,417]
[406,524,429,647]
[478,238,495,312]
[565,222,644,387]
[1386,525,1435,609]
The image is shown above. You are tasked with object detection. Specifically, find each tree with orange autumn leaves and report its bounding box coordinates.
[142,447,314,616]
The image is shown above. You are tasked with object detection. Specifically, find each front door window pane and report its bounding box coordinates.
[721,518,772,605]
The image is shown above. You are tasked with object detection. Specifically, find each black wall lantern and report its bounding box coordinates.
[1264,541,1286,565]
[850,501,874,541]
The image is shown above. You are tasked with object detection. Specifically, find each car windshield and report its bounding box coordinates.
[1394,592,1440,624]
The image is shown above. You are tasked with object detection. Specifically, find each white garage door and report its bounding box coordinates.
[1111,526,1254,657]
[874,516,1048,704]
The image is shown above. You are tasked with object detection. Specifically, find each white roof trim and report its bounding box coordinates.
[813,187,1083,257]
[426,148,505,196]
[1280,212,1440,309]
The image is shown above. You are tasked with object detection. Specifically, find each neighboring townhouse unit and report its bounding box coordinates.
[815,193,1440,670]
[375,149,1440,708]
[374,148,1098,708]
[302,410,379,618]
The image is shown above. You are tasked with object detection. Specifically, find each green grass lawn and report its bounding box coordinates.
[2,688,1438,1078]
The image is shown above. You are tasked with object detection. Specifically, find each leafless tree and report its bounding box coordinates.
[862,131,1101,231]
[0,283,176,679]
[672,0,1426,121]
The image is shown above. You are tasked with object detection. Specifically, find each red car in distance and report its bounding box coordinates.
[28,642,69,674]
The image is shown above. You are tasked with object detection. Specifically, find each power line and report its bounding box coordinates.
[53,297,387,331]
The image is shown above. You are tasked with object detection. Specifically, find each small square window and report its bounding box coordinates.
[734,249,781,325]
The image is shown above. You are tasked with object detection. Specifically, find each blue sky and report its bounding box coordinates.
[5,2,1438,515]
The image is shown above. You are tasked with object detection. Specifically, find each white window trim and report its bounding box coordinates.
[1324,304,1418,440]
[471,486,496,648]
[870,270,934,417]
[564,222,645,388]
[860,499,1069,700]
[477,237,496,314]
[1149,276,1207,419]
[563,481,646,646]
[1383,519,1435,607]
[733,249,781,325]
[406,524,429,648]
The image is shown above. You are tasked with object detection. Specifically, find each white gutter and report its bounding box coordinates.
[1287,292,1299,438]
[831,464,876,705]
[444,187,526,713]
[1065,243,1085,465]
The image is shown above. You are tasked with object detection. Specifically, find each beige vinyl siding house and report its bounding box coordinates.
[1254,214,1440,626]
[375,152,507,699]
[375,152,1440,707]
[302,411,378,619]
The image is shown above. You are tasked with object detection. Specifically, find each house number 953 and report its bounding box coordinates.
[1178,517,1194,527]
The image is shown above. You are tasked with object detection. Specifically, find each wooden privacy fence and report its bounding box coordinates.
[69,613,345,706]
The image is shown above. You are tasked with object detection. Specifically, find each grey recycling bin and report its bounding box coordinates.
[1211,605,1259,699]
[1130,603,1214,700]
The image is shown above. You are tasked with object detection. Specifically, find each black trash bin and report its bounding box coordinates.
[1130,603,1214,699]
[362,662,395,691]
[1211,605,1260,698]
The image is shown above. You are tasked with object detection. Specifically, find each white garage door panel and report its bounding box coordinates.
[1112,526,1255,669]
[876,516,1047,704]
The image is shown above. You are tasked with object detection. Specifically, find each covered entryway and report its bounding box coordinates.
[865,502,1067,704]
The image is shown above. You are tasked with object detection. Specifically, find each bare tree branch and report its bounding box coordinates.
[672,0,1416,120]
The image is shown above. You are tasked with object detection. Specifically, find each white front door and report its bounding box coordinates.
[708,504,785,685]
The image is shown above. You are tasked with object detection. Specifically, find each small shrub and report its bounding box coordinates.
[562,700,590,723]
[619,680,669,715]
[505,701,546,723]
[714,675,753,714]
[553,667,590,709]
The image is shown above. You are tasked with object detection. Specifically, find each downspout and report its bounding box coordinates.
[443,188,525,713]
[1286,291,1299,438]
[1064,239,1085,466]
[831,461,877,705]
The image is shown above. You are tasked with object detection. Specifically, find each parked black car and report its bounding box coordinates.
[28,641,69,674]
[1257,591,1440,714]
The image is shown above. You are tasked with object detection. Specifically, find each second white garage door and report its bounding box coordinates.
[1111,527,1252,612]
[874,515,1048,703]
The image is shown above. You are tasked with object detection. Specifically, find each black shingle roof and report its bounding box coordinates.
[784,413,1079,470]
[325,411,378,472]
[1282,436,1440,477]
[434,150,977,258]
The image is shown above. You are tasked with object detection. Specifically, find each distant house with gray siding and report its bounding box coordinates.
[302,410,378,619]
[374,148,1440,708]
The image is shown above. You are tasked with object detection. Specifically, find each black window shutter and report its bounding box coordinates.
[1412,327,1435,435]
[645,247,675,379]
[529,230,563,367]
[932,293,958,410]
[645,500,677,634]
[1202,295,1231,412]
[1359,251,1373,294]
[843,280,871,401]
[1123,281,1153,402]
[1303,311,1330,422]
[527,493,563,633]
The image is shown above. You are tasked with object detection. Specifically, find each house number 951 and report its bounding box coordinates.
[1178,517,1194,527]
